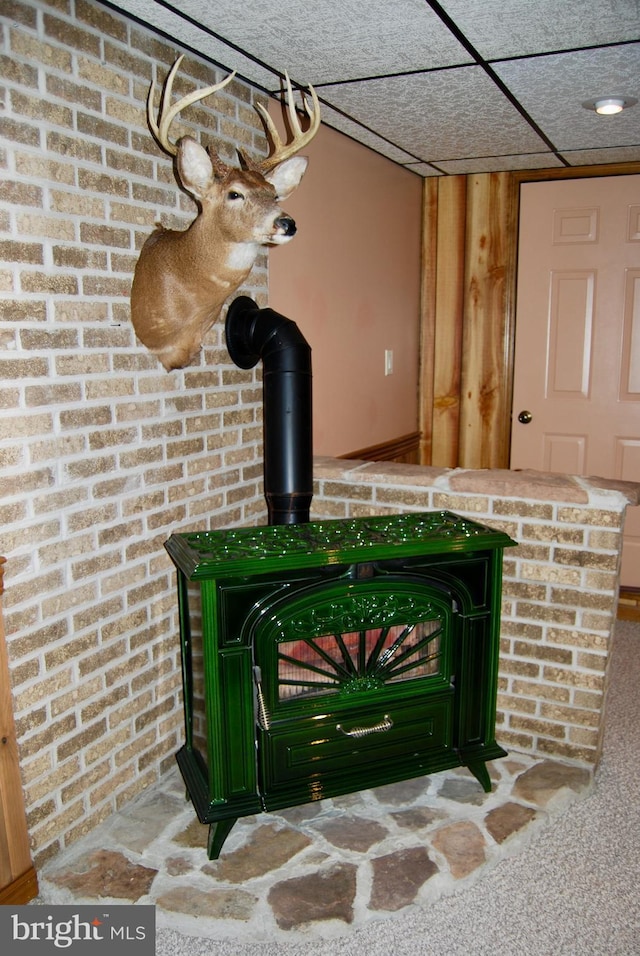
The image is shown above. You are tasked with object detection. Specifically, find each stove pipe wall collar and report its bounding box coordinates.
[225,296,313,526]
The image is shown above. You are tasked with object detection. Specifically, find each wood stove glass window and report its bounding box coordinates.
[254,578,454,709]
[277,617,443,701]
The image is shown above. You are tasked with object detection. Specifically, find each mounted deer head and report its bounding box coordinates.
[130,56,320,370]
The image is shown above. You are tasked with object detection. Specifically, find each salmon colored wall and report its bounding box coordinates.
[268,115,423,457]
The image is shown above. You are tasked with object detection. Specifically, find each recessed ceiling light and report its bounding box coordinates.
[582,96,638,115]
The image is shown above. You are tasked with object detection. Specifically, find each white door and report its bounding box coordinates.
[511,175,640,587]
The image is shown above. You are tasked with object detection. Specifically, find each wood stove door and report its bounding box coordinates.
[252,575,458,810]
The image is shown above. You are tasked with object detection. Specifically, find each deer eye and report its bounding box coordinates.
[227,190,245,201]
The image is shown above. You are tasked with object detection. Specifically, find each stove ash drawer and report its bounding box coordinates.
[259,694,454,803]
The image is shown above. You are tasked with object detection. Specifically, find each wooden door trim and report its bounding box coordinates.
[419,179,439,465]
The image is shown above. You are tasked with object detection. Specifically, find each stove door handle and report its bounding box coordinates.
[336,715,393,739]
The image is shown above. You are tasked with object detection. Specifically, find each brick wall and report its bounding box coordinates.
[312,458,637,769]
[1,0,270,865]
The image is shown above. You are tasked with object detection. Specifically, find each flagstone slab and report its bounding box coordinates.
[50,849,157,901]
[268,863,357,930]
[203,823,312,882]
[485,802,538,844]
[312,815,389,852]
[512,760,592,807]
[369,846,438,911]
[391,806,444,830]
[156,885,257,920]
[431,821,486,879]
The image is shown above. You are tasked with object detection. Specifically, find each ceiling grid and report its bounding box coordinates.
[104,0,640,176]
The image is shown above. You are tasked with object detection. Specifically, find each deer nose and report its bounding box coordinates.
[275,215,297,237]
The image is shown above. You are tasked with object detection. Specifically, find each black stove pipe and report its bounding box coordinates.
[225,296,312,525]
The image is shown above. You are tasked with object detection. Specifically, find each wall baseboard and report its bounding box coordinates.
[339,431,421,464]
[0,866,38,905]
[618,587,640,622]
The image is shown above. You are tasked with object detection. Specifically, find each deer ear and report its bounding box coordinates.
[176,137,214,199]
[265,157,308,200]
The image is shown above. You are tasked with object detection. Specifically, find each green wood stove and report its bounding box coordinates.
[165,510,515,858]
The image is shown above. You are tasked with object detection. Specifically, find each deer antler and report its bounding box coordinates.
[254,72,321,172]
[133,57,318,371]
[147,54,236,156]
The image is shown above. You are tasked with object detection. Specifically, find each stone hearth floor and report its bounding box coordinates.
[38,755,592,944]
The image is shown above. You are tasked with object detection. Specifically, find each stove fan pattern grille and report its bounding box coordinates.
[277,618,443,700]
[274,588,444,702]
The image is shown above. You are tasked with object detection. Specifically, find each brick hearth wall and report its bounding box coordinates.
[1,0,269,866]
[312,458,638,768]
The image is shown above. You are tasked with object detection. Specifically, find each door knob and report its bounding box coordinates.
[517,410,532,424]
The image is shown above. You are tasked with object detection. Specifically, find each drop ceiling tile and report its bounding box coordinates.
[322,67,549,162]
[318,104,423,165]
[562,145,640,165]
[495,44,640,151]
[109,0,279,89]
[164,0,474,83]
[404,163,444,177]
[437,152,564,175]
[439,0,640,59]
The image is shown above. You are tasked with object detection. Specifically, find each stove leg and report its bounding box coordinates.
[207,818,237,860]
[466,761,492,793]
